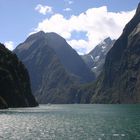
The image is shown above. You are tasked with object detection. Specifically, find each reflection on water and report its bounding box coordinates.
[0,104,140,140]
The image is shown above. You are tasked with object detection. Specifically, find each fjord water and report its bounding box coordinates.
[0,105,140,140]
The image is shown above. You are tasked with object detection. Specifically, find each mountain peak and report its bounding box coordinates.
[37,30,45,34]
[82,37,115,78]
[25,31,46,42]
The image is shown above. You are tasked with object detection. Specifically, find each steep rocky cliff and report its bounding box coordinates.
[91,3,140,103]
[0,43,38,108]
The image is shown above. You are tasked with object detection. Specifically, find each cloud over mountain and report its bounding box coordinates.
[33,6,135,54]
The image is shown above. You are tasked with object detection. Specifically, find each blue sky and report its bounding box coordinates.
[0,0,139,54]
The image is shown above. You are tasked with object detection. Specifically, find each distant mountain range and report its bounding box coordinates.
[0,43,38,109]
[81,37,115,78]
[14,32,94,103]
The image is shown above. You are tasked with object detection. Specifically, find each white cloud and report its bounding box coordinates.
[34,14,72,39]
[63,8,72,11]
[35,4,53,15]
[4,41,15,50]
[68,40,89,54]
[32,6,135,54]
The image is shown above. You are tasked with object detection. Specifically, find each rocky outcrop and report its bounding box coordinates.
[90,3,140,103]
[0,43,38,109]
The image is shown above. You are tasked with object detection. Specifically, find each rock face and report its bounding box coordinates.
[14,32,94,103]
[82,37,115,78]
[90,3,140,103]
[0,43,38,109]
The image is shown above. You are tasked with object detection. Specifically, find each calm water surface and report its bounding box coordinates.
[0,104,140,140]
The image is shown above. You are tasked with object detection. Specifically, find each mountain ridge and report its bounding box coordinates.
[14,32,94,103]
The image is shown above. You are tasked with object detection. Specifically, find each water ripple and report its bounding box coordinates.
[0,104,140,140]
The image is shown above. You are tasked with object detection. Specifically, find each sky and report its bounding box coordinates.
[0,0,139,54]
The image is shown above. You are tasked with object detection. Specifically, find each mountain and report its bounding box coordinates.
[44,32,95,83]
[82,37,115,78]
[90,3,140,103]
[0,43,38,109]
[14,32,94,103]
